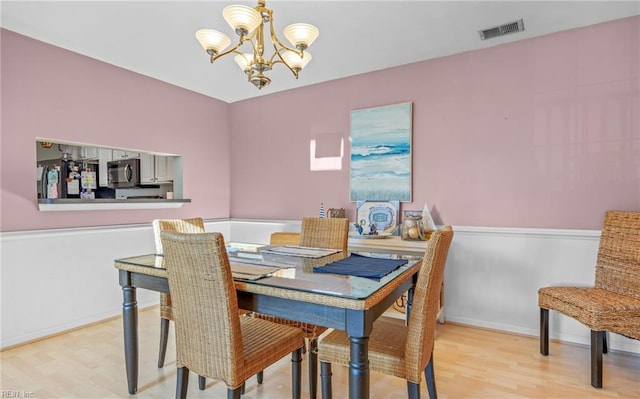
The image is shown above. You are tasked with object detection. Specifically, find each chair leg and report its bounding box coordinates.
[241,383,245,394]
[407,381,421,399]
[591,330,604,388]
[603,331,608,354]
[198,375,206,390]
[227,387,242,399]
[540,308,549,356]
[320,361,332,399]
[292,348,303,399]
[309,338,318,399]
[257,371,264,384]
[176,366,189,399]
[425,354,437,399]
[158,318,170,368]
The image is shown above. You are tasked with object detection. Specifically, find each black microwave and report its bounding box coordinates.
[107,159,140,188]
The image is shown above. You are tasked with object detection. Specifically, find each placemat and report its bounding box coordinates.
[313,253,408,279]
[261,245,341,258]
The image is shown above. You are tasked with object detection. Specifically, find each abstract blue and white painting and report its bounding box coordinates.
[350,102,412,201]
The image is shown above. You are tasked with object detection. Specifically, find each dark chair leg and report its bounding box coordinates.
[227,387,242,399]
[257,371,263,384]
[425,354,437,399]
[292,348,303,399]
[320,361,332,399]
[176,366,189,399]
[540,308,549,356]
[241,383,245,394]
[407,381,421,399]
[309,338,318,399]
[198,375,206,390]
[591,330,604,388]
[603,331,608,354]
[158,318,170,368]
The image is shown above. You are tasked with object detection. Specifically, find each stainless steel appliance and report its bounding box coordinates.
[107,158,140,188]
[37,159,99,199]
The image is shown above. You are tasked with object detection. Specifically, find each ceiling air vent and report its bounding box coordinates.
[479,19,525,40]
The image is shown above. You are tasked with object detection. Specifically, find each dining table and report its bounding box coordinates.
[114,244,422,399]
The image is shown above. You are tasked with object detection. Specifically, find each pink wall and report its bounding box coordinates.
[2,17,638,232]
[229,16,639,230]
[1,29,231,231]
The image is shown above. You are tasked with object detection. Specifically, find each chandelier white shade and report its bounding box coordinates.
[281,50,312,71]
[195,0,319,89]
[283,23,319,49]
[223,5,262,35]
[195,29,231,54]
[234,53,253,72]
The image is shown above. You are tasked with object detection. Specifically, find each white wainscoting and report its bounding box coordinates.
[1,220,638,354]
[0,219,229,349]
[445,226,638,354]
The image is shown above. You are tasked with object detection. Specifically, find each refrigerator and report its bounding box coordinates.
[37,159,99,199]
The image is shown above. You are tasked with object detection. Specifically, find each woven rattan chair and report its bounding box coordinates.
[249,231,301,386]
[160,231,305,399]
[152,218,206,369]
[270,231,301,246]
[299,217,349,251]
[255,218,349,399]
[318,226,454,399]
[538,210,640,388]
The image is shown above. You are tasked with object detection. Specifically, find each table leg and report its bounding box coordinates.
[406,286,414,323]
[122,284,138,394]
[348,335,369,399]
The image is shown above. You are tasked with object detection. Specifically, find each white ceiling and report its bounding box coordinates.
[2,1,639,103]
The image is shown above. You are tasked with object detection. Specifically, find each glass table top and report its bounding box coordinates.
[115,247,421,300]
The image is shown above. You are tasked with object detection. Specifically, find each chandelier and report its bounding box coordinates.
[195,0,319,89]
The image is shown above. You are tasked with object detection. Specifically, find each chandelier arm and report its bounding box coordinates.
[271,58,300,79]
[239,29,259,55]
[271,36,303,57]
[210,29,257,62]
[268,15,304,58]
[267,15,302,78]
[210,41,245,63]
[270,47,299,78]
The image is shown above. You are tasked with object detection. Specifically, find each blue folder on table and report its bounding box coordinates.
[313,253,408,279]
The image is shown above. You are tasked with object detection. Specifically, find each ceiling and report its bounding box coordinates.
[2,1,638,103]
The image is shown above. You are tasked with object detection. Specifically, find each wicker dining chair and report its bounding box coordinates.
[255,217,349,399]
[318,226,454,399]
[161,231,305,399]
[299,217,349,252]
[248,231,301,386]
[270,231,302,246]
[153,217,206,369]
[538,210,640,388]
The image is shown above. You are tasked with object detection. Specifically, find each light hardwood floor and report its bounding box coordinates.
[1,306,638,398]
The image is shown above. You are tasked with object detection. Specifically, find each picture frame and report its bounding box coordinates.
[355,200,400,234]
[350,102,412,202]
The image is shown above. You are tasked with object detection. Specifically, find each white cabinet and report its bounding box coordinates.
[155,156,173,182]
[81,147,99,160]
[60,145,81,160]
[112,150,140,160]
[140,154,173,184]
[140,153,155,184]
[98,148,113,187]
